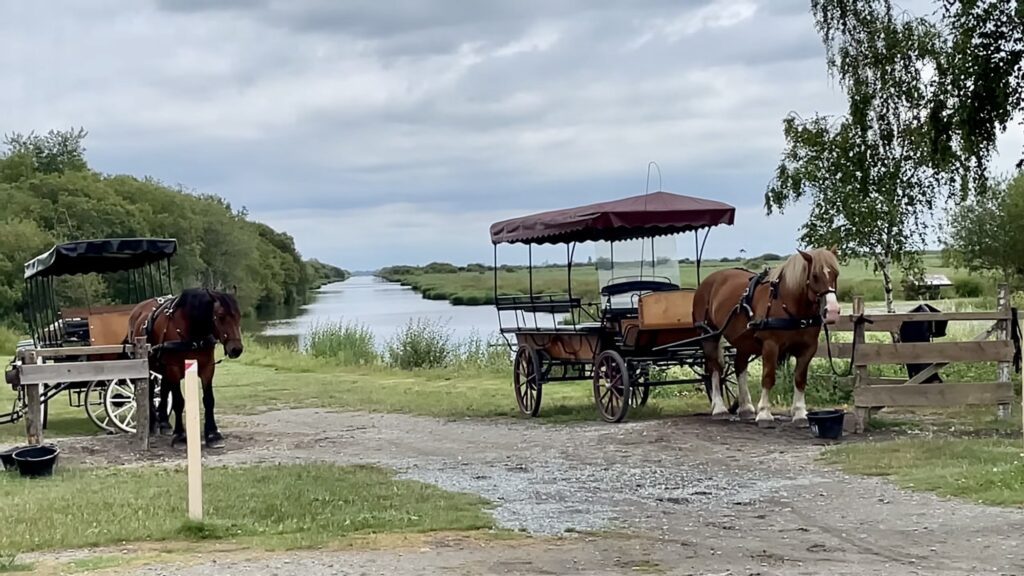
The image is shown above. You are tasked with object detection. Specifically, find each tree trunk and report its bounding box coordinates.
[878,257,896,313]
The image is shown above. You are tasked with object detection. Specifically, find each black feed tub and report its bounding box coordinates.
[0,445,30,470]
[807,409,845,440]
[12,444,59,477]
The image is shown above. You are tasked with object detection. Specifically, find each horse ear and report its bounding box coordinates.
[828,245,839,257]
[797,248,813,263]
[231,284,238,295]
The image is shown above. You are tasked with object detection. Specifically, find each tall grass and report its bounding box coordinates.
[0,326,22,358]
[306,320,379,366]
[295,317,511,373]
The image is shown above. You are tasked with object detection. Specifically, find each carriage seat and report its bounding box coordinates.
[61,304,138,346]
[638,289,695,330]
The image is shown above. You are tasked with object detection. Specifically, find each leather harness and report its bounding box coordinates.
[143,294,218,357]
[741,270,824,331]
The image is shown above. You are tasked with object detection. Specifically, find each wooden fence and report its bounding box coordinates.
[815,285,1019,433]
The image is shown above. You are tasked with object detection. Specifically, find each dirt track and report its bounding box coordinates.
[57,409,1024,575]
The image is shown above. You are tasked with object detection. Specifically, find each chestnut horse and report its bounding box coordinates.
[692,248,840,427]
[127,288,244,447]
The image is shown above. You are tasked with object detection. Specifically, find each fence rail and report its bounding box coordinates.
[815,284,1018,433]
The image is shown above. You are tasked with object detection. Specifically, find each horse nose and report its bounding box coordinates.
[823,293,841,325]
[228,344,243,359]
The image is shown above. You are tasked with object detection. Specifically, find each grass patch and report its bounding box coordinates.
[64,555,127,573]
[0,463,493,553]
[0,553,31,573]
[822,438,1024,507]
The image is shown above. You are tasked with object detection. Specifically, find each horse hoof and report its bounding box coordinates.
[159,424,173,436]
[171,434,187,448]
[792,417,809,428]
[205,432,225,449]
[711,411,731,420]
[756,418,776,429]
[738,407,757,421]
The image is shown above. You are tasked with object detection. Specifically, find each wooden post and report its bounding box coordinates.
[133,338,150,451]
[851,297,870,433]
[25,351,42,445]
[25,384,42,445]
[997,284,1011,420]
[183,360,203,521]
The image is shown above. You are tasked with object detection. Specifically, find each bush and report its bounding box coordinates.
[953,277,985,298]
[306,320,379,366]
[385,317,455,370]
[837,278,886,302]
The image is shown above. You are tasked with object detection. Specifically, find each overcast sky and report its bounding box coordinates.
[3,0,1021,270]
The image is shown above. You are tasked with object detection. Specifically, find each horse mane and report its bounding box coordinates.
[175,288,241,340]
[766,249,839,294]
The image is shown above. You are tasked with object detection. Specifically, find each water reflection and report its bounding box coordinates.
[258,276,503,349]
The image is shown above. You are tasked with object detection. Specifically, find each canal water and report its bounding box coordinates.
[259,275,504,349]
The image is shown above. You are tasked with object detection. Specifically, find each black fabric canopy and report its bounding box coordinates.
[24,238,177,279]
[489,191,735,245]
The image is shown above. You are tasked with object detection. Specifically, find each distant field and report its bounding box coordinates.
[380,253,993,307]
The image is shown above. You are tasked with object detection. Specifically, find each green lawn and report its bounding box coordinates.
[0,463,492,554]
[822,438,1024,507]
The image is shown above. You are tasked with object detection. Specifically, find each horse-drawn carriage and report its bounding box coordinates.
[490,191,744,423]
[3,238,175,436]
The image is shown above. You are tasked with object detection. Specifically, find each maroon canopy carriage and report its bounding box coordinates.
[490,190,741,423]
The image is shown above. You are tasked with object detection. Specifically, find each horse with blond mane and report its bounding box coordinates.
[692,248,841,427]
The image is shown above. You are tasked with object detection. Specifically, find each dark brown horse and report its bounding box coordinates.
[692,248,840,427]
[127,288,244,447]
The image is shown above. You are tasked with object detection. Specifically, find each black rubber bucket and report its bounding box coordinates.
[807,409,845,440]
[0,445,29,470]
[12,444,59,478]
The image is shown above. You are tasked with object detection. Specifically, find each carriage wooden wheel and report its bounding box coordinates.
[593,350,632,423]
[513,346,543,417]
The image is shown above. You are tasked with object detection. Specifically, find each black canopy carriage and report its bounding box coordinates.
[490,191,743,423]
[4,238,178,439]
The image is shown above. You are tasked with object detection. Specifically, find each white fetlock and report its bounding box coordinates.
[791,386,808,427]
[709,372,729,419]
[738,403,756,420]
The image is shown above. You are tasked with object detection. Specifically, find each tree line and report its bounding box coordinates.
[0,128,348,328]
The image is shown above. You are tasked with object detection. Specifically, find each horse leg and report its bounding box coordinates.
[756,341,779,428]
[704,338,729,419]
[200,362,224,449]
[169,379,187,447]
[158,374,173,436]
[735,354,756,420]
[790,349,814,427]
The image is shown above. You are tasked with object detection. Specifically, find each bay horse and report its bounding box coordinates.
[692,248,841,427]
[127,288,244,448]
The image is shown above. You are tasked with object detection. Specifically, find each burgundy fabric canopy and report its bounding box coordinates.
[489,191,736,245]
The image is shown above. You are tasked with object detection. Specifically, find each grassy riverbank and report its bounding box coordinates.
[380,253,1001,308]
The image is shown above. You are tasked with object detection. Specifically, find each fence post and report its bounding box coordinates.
[997,284,1011,420]
[134,338,150,451]
[24,351,42,445]
[851,296,870,433]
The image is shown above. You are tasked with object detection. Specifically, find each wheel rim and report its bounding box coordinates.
[84,380,116,433]
[593,351,631,423]
[104,378,137,433]
[513,348,542,417]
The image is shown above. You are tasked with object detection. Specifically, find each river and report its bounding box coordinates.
[258,275,503,349]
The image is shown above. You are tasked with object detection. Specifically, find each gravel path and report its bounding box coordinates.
[52,409,1024,575]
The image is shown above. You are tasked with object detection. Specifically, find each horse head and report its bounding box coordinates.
[797,247,841,325]
[179,288,245,358]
